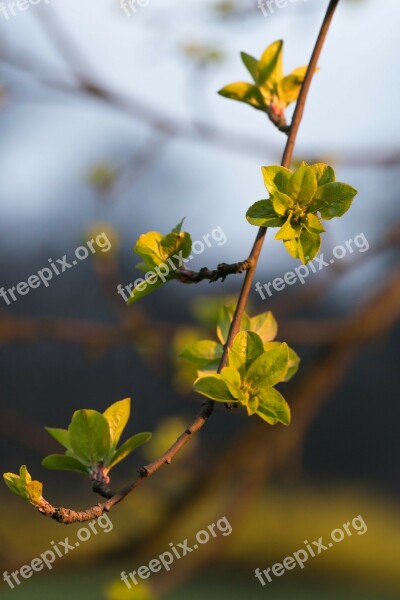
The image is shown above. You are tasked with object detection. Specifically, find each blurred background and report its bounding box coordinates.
[0,0,399,598]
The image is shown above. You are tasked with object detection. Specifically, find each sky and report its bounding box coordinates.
[0,0,398,285]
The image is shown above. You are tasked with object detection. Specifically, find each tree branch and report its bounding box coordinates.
[175,259,253,283]
[32,0,341,524]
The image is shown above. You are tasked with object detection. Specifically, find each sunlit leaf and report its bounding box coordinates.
[245,343,289,388]
[246,199,285,228]
[44,427,71,450]
[194,374,236,402]
[68,410,111,465]
[261,165,292,195]
[42,454,89,474]
[231,331,265,375]
[103,398,131,449]
[108,433,152,471]
[218,82,265,110]
[241,51,259,83]
[256,387,291,425]
[287,163,317,206]
[258,40,284,87]
[180,340,223,368]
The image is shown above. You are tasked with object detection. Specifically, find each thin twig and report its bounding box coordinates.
[219,0,341,370]
[175,259,252,283]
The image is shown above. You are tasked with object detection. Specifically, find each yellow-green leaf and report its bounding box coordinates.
[103,398,131,449]
[231,331,264,375]
[134,232,164,269]
[245,343,289,388]
[249,311,278,343]
[218,82,265,110]
[287,163,318,206]
[241,51,259,83]
[68,409,111,465]
[42,454,89,474]
[258,40,284,87]
[261,165,292,195]
[108,433,152,471]
[275,215,301,241]
[44,427,71,450]
[246,199,285,228]
[256,387,291,425]
[272,190,294,216]
[220,366,242,398]
[194,374,236,403]
[180,340,223,368]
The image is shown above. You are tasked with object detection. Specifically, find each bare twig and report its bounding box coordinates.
[175,259,252,283]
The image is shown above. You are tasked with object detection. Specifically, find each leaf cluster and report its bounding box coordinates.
[128,220,192,303]
[218,40,311,127]
[181,307,299,425]
[42,398,152,476]
[3,466,43,506]
[246,163,358,263]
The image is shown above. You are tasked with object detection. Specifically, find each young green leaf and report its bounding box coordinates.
[240,52,259,83]
[134,232,164,269]
[108,433,152,471]
[305,213,325,234]
[44,427,71,450]
[264,342,300,382]
[310,163,336,186]
[297,229,321,263]
[246,199,285,228]
[256,387,291,425]
[283,228,321,265]
[272,190,294,216]
[286,163,317,206]
[245,343,289,388]
[160,231,192,266]
[219,42,318,132]
[218,82,265,110]
[261,165,292,195]
[172,218,185,234]
[249,312,278,343]
[42,455,89,474]
[246,394,259,416]
[220,367,242,398]
[277,66,308,105]
[68,409,111,465]
[193,374,237,403]
[103,398,131,449]
[231,331,265,374]
[3,466,43,505]
[258,40,283,87]
[127,275,165,305]
[313,182,358,220]
[216,305,251,345]
[180,340,223,368]
[275,215,301,241]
